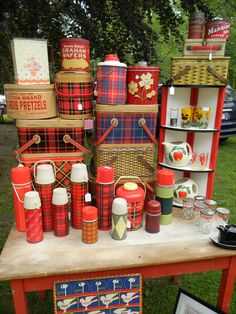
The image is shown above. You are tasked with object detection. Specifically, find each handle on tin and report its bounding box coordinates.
[187,45,221,51]
[33,160,56,181]
[139,118,157,145]
[114,176,146,197]
[94,118,118,147]
[54,81,95,98]
[12,135,41,158]
[166,65,191,85]
[207,66,229,85]
[63,134,92,155]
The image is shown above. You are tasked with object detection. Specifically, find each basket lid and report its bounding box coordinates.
[16,118,84,128]
[4,84,54,91]
[55,71,92,83]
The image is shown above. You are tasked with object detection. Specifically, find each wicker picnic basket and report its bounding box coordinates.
[94,143,156,178]
[171,56,230,86]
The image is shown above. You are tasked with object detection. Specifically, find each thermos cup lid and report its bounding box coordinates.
[82,206,98,221]
[96,166,114,184]
[35,164,55,184]
[124,182,138,191]
[52,188,68,205]
[116,182,145,202]
[112,198,128,215]
[11,165,32,184]
[70,163,88,183]
[147,200,161,215]
[24,191,41,210]
[156,169,175,186]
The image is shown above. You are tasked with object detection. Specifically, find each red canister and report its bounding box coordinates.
[127,62,159,105]
[60,38,90,71]
[145,200,161,233]
[156,169,175,187]
[82,206,98,244]
[116,181,145,231]
[205,19,230,39]
[188,12,205,39]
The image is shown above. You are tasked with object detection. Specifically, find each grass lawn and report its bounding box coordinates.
[0,120,236,313]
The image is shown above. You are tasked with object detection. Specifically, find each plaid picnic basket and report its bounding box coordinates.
[55,71,93,119]
[95,104,158,145]
[170,56,230,86]
[94,143,156,179]
[15,118,92,156]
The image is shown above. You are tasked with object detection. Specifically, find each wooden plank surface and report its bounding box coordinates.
[0,209,235,281]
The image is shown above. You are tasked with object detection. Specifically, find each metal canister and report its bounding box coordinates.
[111,198,128,240]
[188,12,205,39]
[82,206,98,244]
[206,19,230,39]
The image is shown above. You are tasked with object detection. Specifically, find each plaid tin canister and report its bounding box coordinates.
[71,182,90,229]
[95,104,158,145]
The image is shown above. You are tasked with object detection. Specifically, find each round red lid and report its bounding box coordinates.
[156,169,175,186]
[96,166,114,183]
[116,182,145,202]
[11,165,32,184]
[82,206,98,221]
[147,200,161,215]
[105,54,120,61]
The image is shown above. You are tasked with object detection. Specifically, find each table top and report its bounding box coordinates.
[0,209,235,281]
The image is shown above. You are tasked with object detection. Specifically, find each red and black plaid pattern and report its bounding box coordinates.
[25,207,43,243]
[127,200,144,231]
[71,182,90,229]
[57,82,93,116]
[53,203,69,237]
[82,220,98,244]
[97,66,127,105]
[18,127,83,154]
[96,112,157,144]
[96,183,114,230]
[35,183,54,232]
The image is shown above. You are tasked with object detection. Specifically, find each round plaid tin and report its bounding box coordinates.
[82,206,98,244]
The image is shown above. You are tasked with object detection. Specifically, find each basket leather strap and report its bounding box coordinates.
[187,45,221,51]
[139,119,157,145]
[94,118,118,147]
[166,65,191,85]
[54,81,95,98]
[13,135,41,157]
[63,135,92,155]
[137,155,155,172]
[207,66,229,85]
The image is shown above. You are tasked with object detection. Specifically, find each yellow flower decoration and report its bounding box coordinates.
[147,90,156,99]
[147,93,152,99]
[128,80,138,95]
[138,72,153,90]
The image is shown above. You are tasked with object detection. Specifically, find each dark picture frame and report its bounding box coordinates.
[173,288,226,314]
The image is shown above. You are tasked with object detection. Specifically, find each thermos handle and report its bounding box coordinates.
[114,176,146,197]
[33,160,56,181]
[12,181,32,204]
[54,81,95,98]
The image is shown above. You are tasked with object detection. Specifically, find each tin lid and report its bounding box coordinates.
[205,199,217,206]
[124,182,138,191]
[156,170,175,186]
[194,195,206,202]
[200,208,214,216]
[112,198,128,215]
[194,202,207,210]
[116,183,145,202]
[147,200,161,215]
[4,84,54,91]
[55,71,92,83]
[60,38,89,44]
[216,207,230,215]
[82,206,98,221]
[96,166,114,184]
[98,54,127,67]
[128,65,159,71]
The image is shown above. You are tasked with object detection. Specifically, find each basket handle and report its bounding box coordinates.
[33,160,56,181]
[12,135,41,158]
[137,155,155,173]
[54,81,95,98]
[94,118,118,147]
[143,180,155,194]
[114,176,146,197]
[166,65,191,85]
[63,134,92,155]
[187,45,221,51]
[207,66,229,85]
[139,118,157,144]
[106,155,118,166]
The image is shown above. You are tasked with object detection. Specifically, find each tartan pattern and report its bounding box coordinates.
[82,220,98,244]
[53,203,69,237]
[127,200,144,231]
[97,66,127,104]
[17,127,83,154]
[71,182,90,229]
[96,112,157,144]
[96,183,114,230]
[25,208,43,243]
[35,183,54,232]
[57,82,93,116]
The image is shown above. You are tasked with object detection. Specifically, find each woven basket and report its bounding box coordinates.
[94,144,156,178]
[171,56,230,86]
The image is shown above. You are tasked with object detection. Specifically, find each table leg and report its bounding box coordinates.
[217,256,236,313]
[11,280,29,314]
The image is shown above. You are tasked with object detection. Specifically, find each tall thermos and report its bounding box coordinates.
[111,198,128,240]
[52,188,69,237]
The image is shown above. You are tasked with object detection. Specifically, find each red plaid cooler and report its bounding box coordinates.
[15,118,92,156]
[55,71,93,119]
[97,54,127,105]
[95,104,158,145]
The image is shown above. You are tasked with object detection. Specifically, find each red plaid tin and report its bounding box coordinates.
[127,64,159,105]
[97,54,127,105]
[55,71,93,119]
[95,104,158,145]
[15,118,89,156]
[53,203,69,237]
[71,182,90,229]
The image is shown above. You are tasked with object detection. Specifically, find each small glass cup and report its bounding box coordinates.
[183,197,194,220]
[194,202,207,226]
[215,207,230,226]
[170,108,179,127]
[192,106,210,129]
[194,195,206,204]
[200,208,214,234]
[205,199,217,213]
[181,106,193,128]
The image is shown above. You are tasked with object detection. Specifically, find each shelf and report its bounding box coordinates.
[162,84,226,89]
[159,162,214,173]
[160,125,219,133]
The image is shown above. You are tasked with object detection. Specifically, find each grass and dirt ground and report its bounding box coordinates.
[0,119,236,313]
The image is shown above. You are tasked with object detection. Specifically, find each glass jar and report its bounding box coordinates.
[194,195,206,204]
[204,199,217,213]
[194,202,207,226]
[215,207,230,226]
[183,197,194,220]
[200,208,214,234]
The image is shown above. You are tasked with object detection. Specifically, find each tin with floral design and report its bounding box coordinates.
[127,62,159,105]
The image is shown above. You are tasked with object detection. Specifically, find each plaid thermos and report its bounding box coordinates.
[97,54,127,105]
[82,206,98,244]
[35,164,55,232]
[96,166,115,230]
[24,191,43,244]
[70,163,90,229]
[111,198,128,241]
[155,170,175,225]
[52,188,69,237]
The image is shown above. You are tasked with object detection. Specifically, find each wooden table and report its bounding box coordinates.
[0,209,236,314]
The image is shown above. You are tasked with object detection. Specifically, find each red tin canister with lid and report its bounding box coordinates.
[116,179,145,231]
[206,19,230,39]
[60,38,90,71]
[127,62,159,105]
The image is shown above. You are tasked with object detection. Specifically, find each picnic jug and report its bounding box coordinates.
[174,178,198,203]
[162,141,192,167]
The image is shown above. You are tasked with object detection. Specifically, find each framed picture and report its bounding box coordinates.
[173,289,226,314]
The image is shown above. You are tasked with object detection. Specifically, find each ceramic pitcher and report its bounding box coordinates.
[162,141,192,167]
[174,178,199,203]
